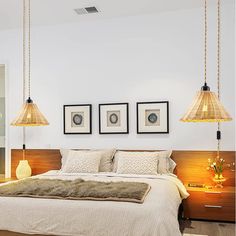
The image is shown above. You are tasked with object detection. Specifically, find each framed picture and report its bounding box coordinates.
[99,103,129,134]
[63,104,92,134]
[137,101,169,134]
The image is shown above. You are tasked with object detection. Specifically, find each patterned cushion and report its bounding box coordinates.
[116,155,158,175]
[113,151,159,172]
[62,151,102,173]
[60,149,116,172]
[113,150,175,174]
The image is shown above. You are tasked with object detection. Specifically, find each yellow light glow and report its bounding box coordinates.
[202,104,208,112]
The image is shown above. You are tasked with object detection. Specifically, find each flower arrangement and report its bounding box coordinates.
[207,157,225,179]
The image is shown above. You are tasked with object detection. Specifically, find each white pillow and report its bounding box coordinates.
[60,149,116,172]
[113,150,176,174]
[113,151,159,172]
[156,150,176,174]
[116,155,158,175]
[60,149,70,169]
[62,151,102,173]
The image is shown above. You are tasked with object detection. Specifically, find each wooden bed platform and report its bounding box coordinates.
[10,149,236,186]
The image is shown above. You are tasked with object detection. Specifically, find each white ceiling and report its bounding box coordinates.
[0,0,233,30]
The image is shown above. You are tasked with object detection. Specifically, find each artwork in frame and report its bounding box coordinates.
[137,101,169,134]
[63,104,92,134]
[99,103,129,134]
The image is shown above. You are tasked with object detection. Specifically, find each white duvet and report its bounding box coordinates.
[0,171,189,236]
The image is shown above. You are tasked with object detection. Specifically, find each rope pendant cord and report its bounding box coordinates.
[28,0,31,99]
[22,0,26,150]
[217,0,221,158]
[204,0,207,84]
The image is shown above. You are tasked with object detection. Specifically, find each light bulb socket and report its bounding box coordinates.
[201,82,210,91]
[23,144,26,150]
[217,130,221,140]
[26,97,33,103]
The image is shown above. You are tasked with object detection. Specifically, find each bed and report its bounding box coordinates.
[0,149,192,236]
[0,170,188,236]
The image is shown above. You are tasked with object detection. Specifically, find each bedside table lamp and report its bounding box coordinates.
[15,144,31,180]
[11,0,49,179]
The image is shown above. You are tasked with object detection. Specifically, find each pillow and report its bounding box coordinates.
[62,151,102,173]
[156,150,175,174]
[60,149,116,172]
[116,155,158,175]
[94,149,116,172]
[113,150,176,174]
[60,149,70,169]
[113,151,159,172]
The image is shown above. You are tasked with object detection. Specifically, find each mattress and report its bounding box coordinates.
[0,171,189,236]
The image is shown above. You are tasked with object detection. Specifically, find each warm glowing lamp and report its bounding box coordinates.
[11,97,49,126]
[11,0,49,127]
[180,0,232,123]
[180,83,232,122]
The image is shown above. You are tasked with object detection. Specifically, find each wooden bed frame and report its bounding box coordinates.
[0,149,235,236]
[10,149,236,186]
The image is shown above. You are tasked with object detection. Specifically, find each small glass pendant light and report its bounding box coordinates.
[180,0,232,122]
[11,0,49,126]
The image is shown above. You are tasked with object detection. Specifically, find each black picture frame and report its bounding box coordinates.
[136,101,169,134]
[63,104,92,134]
[99,103,129,134]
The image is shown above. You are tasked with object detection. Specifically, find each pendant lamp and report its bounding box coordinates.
[180,0,232,122]
[11,0,49,126]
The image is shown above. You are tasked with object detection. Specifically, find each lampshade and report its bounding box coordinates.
[180,85,232,122]
[11,98,49,126]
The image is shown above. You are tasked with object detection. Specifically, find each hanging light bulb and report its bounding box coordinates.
[11,0,49,126]
[180,0,232,123]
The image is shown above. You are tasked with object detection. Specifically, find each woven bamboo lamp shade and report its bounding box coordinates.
[11,0,49,127]
[180,88,232,122]
[11,98,49,126]
[180,0,232,123]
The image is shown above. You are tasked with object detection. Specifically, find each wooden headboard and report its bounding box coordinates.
[11,149,235,186]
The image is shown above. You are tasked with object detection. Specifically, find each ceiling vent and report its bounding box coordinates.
[74,7,99,15]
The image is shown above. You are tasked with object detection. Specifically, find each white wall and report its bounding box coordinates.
[0,4,235,156]
[0,66,5,147]
[0,67,5,97]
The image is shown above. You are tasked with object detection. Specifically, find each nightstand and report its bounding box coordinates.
[0,178,16,184]
[183,186,235,222]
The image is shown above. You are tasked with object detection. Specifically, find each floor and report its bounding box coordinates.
[0,221,235,236]
[181,220,235,236]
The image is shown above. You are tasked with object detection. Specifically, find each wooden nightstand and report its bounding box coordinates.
[183,186,235,222]
[0,178,16,184]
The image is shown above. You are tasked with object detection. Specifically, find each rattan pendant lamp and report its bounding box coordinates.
[180,0,232,122]
[11,0,49,127]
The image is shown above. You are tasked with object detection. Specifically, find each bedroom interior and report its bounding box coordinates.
[0,0,235,236]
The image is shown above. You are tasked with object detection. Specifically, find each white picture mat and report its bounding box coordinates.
[100,104,128,133]
[138,103,168,132]
[65,106,90,133]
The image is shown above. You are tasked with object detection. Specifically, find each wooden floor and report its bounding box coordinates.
[181,220,235,236]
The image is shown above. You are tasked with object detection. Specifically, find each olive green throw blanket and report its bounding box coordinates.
[0,178,150,204]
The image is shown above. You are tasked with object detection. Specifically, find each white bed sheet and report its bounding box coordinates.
[0,171,189,236]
